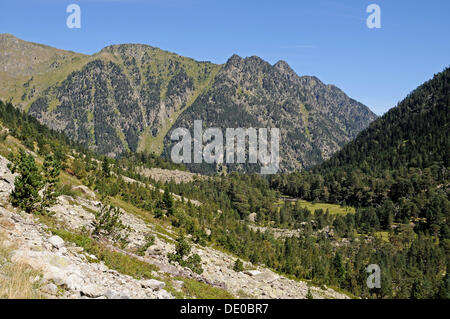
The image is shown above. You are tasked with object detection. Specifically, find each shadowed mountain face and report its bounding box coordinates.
[0,34,377,171]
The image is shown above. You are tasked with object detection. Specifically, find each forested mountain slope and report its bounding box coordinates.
[2,71,449,298]
[320,67,450,173]
[271,67,449,207]
[268,68,450,298]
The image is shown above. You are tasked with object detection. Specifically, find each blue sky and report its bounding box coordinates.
[1,0,449,115]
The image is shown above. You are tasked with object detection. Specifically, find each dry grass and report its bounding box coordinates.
[0,232,44,299]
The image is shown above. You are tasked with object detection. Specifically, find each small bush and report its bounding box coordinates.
[168,235,203,274]
[153,208,164,219]
[8,149,42,213]
[233,259,244,272]
[136,233,155,256]
[91,201,130,247]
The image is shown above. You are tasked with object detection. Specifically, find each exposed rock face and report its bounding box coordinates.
[1,34,376,171]
[1,205,175,299]
[47,235,65,249]
[0,155,16,202]
[165,55,378,173]
[138,167,205,184]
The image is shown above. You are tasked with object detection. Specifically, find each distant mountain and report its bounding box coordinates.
[0,34,377,171]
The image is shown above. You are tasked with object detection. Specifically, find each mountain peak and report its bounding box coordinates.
[225,54,244,67]
[0,33,24,45]
[273,60,296,76]
[98,43,158,57]
[0,33,16,39]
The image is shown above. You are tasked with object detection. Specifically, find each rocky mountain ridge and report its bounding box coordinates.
[0,34,377,171]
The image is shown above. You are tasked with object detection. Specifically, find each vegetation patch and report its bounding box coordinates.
[176,277,234,299]
[0,232,44,299]
[50,228,159,280]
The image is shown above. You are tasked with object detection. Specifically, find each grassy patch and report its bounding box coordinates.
[283,199,355,215]
[0,232,44,299]
[81,205,96,215]
[374,231,389,242]
[0,134,23,158]
[59,170,85,190]
[236,289,253,299]
[115,128,131,153]
[299,103,311,139]
[110,197,153,224]
[110,196,176,242]
[177,277,234,299]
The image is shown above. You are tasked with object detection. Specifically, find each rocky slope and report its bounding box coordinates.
[164,55,377,172]
[0,34,376,171]
[0,154,349,299]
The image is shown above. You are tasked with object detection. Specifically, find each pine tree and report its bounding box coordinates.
[40,154,61,213]
[163,186,175,216]
[8,149,42,213]
[333,251,346,285]
[102,157,110,177]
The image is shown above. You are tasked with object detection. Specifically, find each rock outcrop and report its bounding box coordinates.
[0,155,16,202]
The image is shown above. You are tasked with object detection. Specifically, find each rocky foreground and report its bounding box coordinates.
[0,155,349,299]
